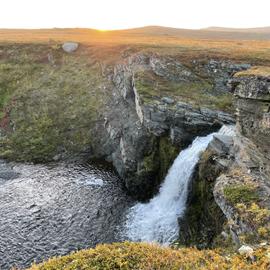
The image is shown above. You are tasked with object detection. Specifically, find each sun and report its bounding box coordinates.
[97,29,109,32]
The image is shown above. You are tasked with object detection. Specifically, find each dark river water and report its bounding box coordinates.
[0,160,133,269]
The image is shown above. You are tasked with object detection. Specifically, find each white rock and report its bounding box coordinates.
[62,42,79,53]
[238,245,254,256]
[221,231,229,239]
[161,97,175,104]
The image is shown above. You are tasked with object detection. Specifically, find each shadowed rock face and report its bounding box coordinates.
[179,72,270,249]
[99,54,237,199]
[233,75,270,161]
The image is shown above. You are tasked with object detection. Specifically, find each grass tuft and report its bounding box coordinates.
[224,184,259,205]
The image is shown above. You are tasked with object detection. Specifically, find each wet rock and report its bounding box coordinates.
[0,161,19,180]
[0,170,19,180]
[170,127,189,145]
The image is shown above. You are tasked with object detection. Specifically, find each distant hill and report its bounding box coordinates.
[119,25,270,40]
[203,26,270,33]
[0,25,270,44]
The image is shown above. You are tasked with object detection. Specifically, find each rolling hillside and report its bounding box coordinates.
[0,25,270,44]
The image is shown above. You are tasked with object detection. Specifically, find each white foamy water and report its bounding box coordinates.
[124,125,235,245]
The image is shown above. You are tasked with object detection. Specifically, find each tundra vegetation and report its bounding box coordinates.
[1,27,270,269]
[27,242,270,270]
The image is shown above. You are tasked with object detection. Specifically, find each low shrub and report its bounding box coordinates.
[27,242,270,270]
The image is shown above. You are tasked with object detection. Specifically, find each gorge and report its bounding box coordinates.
[0,30,269,269]
[123,126,235,244]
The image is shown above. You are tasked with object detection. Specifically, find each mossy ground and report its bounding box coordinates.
[27,242,270,270]
[136,136,179,199]
[134,70,233,112]
[0,44,110,162]
[224,184,259,205]
[234,66,270,78]
[223,169,270,245]
[237,202,270,244]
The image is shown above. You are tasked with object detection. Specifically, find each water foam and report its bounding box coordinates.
[124,125,234,245]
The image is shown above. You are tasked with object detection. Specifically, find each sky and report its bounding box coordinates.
[0,0,269,30]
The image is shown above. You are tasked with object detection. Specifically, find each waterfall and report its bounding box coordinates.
[124,125,234,245]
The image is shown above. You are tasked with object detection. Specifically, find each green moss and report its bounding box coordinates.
[178,149,226,248]
[136,136,178,199]
[142,151,158,172]
[134,70,233,112]
[158,136,179,180]
[236,203,270,244]
[8,115,59,162]
[224,184,259,205]
[213,94,233,111]
[0,44,109,162]
[0,62,40,118]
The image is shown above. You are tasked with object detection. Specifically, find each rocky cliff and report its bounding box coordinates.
[98,53,237,199]
[180,68,270,249]
[0,44,249,199]
[0,43,255,201]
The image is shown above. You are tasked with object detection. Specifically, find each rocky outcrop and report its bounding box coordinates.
[213,135,270,246]
[178,132,234,248]
[98,54,238,199]
[192,59,251,93]
[232,73,270,162]
[136,97,233,139]
[179,70,270,248]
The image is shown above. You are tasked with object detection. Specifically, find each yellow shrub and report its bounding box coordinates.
[27,242,270,270]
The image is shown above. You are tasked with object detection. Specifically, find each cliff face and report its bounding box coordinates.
[93,53,238,199]
[180,69,270,248]
[233,72,270,166]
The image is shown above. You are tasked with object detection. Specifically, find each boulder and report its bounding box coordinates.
[161,97,175,104]
[210,135,234,155]
[62,42,79,53]
[238,245,254,256]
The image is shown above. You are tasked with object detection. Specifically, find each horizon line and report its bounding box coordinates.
[0,25,270,32]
